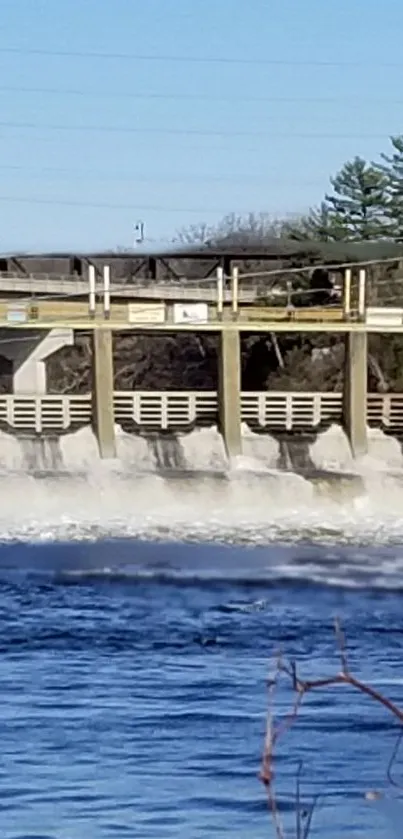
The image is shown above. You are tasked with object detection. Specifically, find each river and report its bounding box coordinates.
[0,427,403,837]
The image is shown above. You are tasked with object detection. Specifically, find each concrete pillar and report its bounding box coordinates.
[92,328,116,459]
[218,327,242,458]
[0,328,74,393]
[343,332,368,457]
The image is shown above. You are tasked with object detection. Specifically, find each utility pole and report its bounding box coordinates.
[134,221,145,247]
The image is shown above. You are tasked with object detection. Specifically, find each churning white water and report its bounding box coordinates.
[0,423,402,546]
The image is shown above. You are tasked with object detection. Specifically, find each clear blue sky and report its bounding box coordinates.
[0,0,402,252]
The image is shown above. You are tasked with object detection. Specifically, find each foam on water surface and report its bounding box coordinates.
[0,422,401,549]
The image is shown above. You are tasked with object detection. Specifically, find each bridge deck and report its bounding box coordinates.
[0,272,401,333]
[0,315,399,333]
[0,272,259,302]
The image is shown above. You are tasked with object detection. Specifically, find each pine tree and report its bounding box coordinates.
[324,156,390,240]
[376,135,403,241]
[284,202,348,242]
[285,158,390,243]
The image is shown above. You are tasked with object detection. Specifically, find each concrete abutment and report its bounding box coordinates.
[0,328,74,393]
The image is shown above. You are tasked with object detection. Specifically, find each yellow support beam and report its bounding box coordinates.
[218,329,242,458]
[0,297,401,332]
[92,329,116,459]
[0,319,401,333]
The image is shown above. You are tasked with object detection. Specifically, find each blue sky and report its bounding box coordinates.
[0,0,402,252]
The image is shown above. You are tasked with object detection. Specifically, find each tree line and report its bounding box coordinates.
[176,134,403,248]
[282,134,403,243]
[44,134,403,396]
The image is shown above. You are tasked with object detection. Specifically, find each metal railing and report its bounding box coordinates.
[1,266,403,332]
[0,391,402,433]
[0,271,257,303]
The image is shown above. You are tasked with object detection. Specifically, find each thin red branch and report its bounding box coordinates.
[261,617,403,839]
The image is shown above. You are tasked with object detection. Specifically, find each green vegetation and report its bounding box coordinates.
[186,134,403,247]
[47,133,403,395]
[283,135,403,243]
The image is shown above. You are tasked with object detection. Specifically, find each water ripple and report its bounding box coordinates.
[0,539,401,838]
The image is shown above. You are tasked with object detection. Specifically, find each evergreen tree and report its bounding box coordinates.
[376,135,403,241]
[285,159,390,243]
[324,156,390,240]
[283,202,348,242]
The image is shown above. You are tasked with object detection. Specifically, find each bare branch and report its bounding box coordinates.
[301,795,320,839]
[387,729,403,788]
[295,761,303,839]
[334,616,349,674]
[260,668,285,839]
[261,619,403,839]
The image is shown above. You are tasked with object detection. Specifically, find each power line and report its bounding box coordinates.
[0,133,351,155]
[0,195,263,214]
[0,85,401,105]
[0,46,401,68]
[0,164,331,185]
[0,120,391,139]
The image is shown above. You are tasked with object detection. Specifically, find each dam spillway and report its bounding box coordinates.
[0,421,402,550]
[0,254,402,545]
[0,257,402,461]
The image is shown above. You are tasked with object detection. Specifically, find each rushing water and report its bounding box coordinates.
[1,425,403,838]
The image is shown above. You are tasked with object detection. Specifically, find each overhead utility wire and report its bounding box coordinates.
[0,164,336,185]
[0,195,262,213]
[5,256,403,297]
[9,272,403,310]
[0,85,401,104]
[0,120,391,139]
[241,256,403,279]
[0,47,401,67]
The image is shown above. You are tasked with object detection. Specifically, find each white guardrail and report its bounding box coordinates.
[0,270,257,303]
[0,392,402,433]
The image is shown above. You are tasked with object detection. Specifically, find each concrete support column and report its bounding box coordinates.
[92,328,116,459]
[218,328,242,459]
[0,328,74,393]
[343,332,368,457]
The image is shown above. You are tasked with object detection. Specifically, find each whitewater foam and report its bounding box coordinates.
[0,423,401,546]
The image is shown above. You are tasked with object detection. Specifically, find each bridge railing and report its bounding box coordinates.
[0,391,402,433]
[1,265,403,330]
[114,391,217,428]
[241,392,343,430]
[366,393,403,428]
[0,271,258,303]
[0,394,92,432]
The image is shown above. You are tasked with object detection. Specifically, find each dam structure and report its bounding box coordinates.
[0,243,403,467]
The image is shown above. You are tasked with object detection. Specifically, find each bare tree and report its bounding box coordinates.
[260,619,403,838]
[176,212,298,254]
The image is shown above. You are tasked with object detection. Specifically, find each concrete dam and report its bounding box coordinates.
[0,249,403,546]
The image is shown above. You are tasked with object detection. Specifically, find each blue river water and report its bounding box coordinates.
[0,537,402,839]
